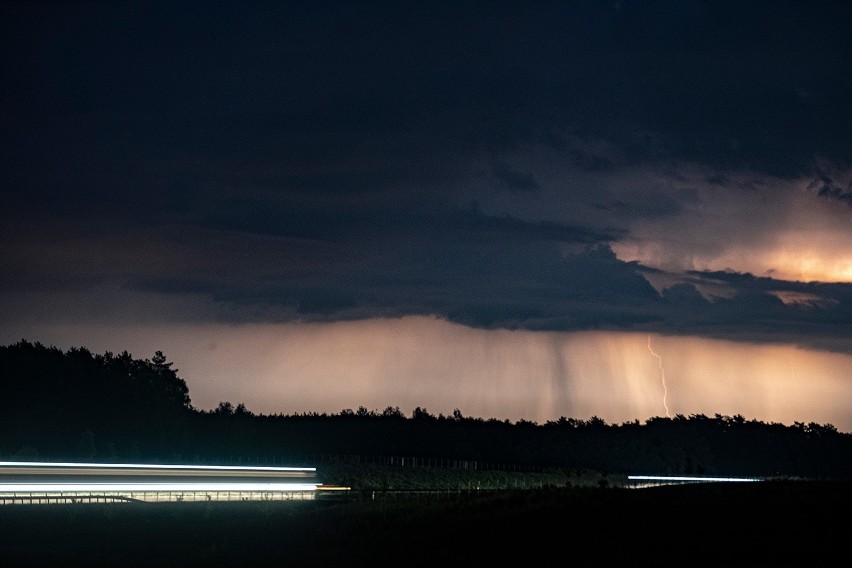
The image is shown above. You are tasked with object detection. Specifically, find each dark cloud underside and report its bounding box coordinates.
[1,0,851,354]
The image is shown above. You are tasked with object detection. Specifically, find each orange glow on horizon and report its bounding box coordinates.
[9,317,852,433]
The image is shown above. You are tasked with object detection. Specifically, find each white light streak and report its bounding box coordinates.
[0,461,314,472]
[628,475,760,483]
[0,482,319,492]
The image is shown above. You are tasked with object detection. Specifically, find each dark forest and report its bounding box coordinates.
[2,340,851,482]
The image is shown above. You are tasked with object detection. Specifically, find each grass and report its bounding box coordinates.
[316,462,611,491]
[1,480,849,567]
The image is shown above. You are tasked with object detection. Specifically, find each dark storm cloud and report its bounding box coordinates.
[593,194,683,219]
[130,240,661,328]
[1,1,851,353]
[492,162,540,192]
[4,1,851,194]
[641,270,852,353]
[808,175,852,206]
[126,205,623,317]
[115,221,852,354]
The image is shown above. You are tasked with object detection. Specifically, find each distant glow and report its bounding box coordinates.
[0,483,319,492]
[609,172,852,284]
[761,240,852,283]
[628,475,760,482]
[6,319,852,432]
[615,239,852,284]
[0,461,314,472]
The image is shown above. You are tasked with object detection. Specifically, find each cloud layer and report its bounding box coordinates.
[1,1,851,356]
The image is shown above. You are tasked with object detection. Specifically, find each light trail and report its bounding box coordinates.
[0,482,319,492]
[0,461,324,504]
[0,461,317,479]
[0,461,315,472]
[628,475,761,483]
[647,335,671,418]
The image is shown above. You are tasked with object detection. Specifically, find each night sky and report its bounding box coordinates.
[2,1,851,429]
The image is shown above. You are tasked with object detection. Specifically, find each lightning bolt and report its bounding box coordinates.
[647,335,671,418]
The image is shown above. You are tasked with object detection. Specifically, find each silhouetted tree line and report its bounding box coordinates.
[2,339,851,479]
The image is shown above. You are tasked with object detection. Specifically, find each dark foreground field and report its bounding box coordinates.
[1,480,849,567]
